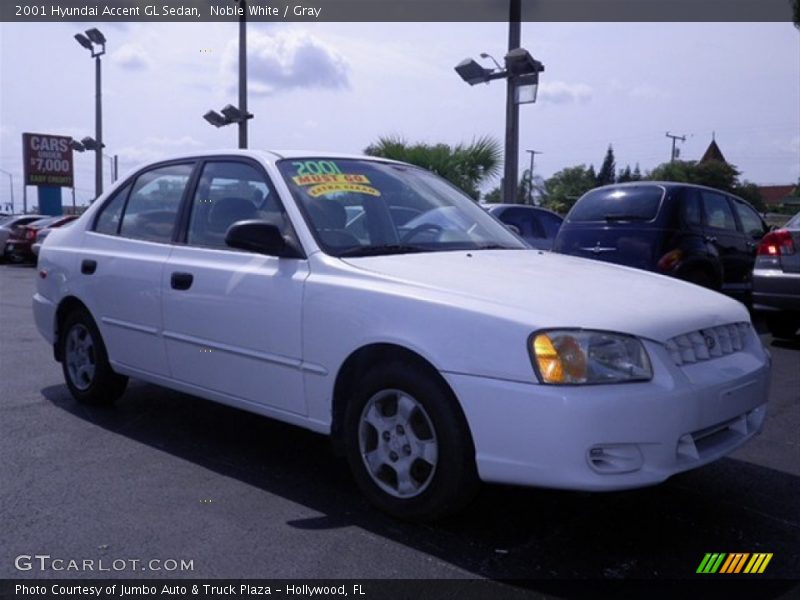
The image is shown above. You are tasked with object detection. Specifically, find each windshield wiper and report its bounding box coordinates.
[473,243,519,250]
[338,244,429,257]
[603,214,649,222]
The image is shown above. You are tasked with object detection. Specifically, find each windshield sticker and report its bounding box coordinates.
[291,160,344,176]
[307,182,381,197]
[292,173,371,186]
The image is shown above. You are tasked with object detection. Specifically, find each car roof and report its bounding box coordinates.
[483,203,562,216]
[139,149,409,167]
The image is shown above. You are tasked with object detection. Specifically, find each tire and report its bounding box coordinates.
[343,361,479,521]
[682,268,716,290]
[766,313,800,340]
[61,308,128,405]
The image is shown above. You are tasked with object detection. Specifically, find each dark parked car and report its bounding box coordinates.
[752,211,800,338]
[552,182,768,301]
[484,204,563,250]
[3,216,66,263]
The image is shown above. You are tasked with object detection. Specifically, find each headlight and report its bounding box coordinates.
[529,329,652,385]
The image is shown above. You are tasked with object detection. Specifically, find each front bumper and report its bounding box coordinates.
[443,338,770,491]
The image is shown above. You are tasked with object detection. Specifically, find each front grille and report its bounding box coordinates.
[665,322,751,366]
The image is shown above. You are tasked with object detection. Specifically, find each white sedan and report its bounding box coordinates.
[33,150,771,520]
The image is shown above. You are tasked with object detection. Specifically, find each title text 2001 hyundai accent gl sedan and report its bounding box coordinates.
[33,151,770,520]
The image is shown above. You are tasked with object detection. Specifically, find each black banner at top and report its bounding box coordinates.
[1,0,796,23]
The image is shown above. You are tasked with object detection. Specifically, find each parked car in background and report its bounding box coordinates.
[31,215,79,258]
[34,151,771,520]
[752,211,800,339]
[3,216,65,264]
[553,182,768,302]
[0,215,45,261]
[484,204,563,250]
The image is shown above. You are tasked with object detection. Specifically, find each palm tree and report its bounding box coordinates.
[364,135,502,200]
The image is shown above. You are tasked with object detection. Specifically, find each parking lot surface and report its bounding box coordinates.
[1,263,798,589]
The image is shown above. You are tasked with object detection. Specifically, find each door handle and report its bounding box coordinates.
[704,235,717,243]
[81,259,97,275]
[170,272,194,291]
[746,241,757,248]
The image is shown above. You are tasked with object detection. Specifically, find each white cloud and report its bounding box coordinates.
[222,29,349,96]
[112,44,151,71]
[537,81,592,104]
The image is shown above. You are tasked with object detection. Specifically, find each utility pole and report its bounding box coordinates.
[666,132,686,163]
[525,149,542,204]
[503,0,521,203]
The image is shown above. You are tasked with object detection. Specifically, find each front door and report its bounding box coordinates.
[161,159,309,415]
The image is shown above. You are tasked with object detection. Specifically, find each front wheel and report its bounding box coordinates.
[61,309,128,405]
[344,362,478,521]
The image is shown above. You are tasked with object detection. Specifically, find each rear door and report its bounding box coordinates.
[82,161,195,376]
[700,190,750,295]
[730,197,768,279]
[161,158,309,415]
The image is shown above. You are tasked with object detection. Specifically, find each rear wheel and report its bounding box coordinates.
[765,313,800,340]
[61,309,128,405]
[344,361,478,521]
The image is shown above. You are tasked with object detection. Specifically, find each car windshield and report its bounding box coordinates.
[568,185,665,223]
[276,158,526,257]
[785,211,800,229]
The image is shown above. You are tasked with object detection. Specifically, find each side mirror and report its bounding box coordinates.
[225,220,302,258]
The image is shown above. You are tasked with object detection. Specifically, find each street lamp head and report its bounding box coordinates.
[85,28,106,45]
[504,48,544,77]
[70,140,86,152]
[203,110,230,128]
[221,104,244,122]
[455,58,492,86]
[74,33,93,50]
[81,136,104,151]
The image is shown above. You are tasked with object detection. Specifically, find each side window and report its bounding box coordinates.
[94,183,131,235]
[701,191,737,232]
[186,161,287,249]
[501,208,543,239]
[732,199,765,239]
[538,212,562,239]
[119,164,193,243]
[681,189,703,228]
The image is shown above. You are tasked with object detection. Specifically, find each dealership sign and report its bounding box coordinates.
[22,133,74,187]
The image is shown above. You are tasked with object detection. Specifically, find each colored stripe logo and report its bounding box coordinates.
[697,552,773,574]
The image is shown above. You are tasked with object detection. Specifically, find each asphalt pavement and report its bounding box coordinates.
[1,263,798,593]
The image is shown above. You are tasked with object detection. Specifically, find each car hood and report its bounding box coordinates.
[342,249,749,343]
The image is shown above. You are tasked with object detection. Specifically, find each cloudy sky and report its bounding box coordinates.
[0,21,798,208]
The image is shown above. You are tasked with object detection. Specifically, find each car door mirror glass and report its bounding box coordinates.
[225,220,301,258]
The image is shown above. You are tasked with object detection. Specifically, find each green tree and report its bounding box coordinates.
[364,135,502,200]
[617,165,633,183]
[631,164,642,181]
[647,159,766,211]
[541,165,597,214]
[596,145,616,186]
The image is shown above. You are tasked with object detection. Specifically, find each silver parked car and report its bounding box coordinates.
[753,211,800,339]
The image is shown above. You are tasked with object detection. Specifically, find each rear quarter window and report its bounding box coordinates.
[568,185,664,223]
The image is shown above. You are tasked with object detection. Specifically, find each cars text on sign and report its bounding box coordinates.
[22,133,74,187]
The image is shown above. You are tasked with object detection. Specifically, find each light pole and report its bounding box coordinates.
[74,28,106,200]
[0,169,14,213]
[525,149,543,205]
[455,0,544,204]
[504,0,521,204]
[204,1,253,148]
